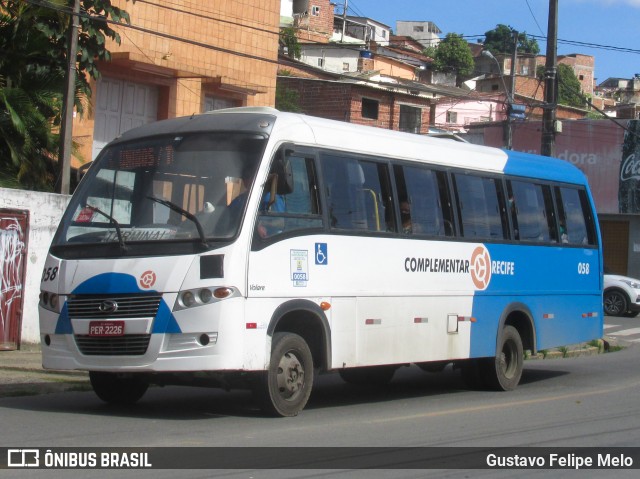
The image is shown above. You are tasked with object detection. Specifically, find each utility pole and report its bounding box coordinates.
[541,0,558,157]
[58,0,80,195]
[341,0,348,43]
[506,30,518,150]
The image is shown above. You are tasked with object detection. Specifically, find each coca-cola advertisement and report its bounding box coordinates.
[619,120,640,213]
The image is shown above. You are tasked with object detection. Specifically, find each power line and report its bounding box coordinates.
[22,0,282,67]
[525,0,545,36]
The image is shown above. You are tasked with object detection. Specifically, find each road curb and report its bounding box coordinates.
[0,338,620,399]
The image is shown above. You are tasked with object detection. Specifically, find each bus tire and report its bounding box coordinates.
[89,371,148,405]
[339,365,396,386]
[256,332,314,417]
[482,325,524,391]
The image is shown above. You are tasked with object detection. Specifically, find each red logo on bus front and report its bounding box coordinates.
[470,246,491,290]
[139,270,157,289]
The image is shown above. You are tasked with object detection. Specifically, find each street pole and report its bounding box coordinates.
[341,0,348,43]
[541,0,558,157]
[481,50,512,150]
[506,30,518,150]
[58,0,80,195]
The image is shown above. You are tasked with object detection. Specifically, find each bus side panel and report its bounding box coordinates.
[248,236,480,368]
[469,243,603,358]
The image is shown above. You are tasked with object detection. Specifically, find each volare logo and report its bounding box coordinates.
[470,246,491,290]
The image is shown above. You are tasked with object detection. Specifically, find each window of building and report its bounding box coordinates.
[414,26,424,32]
[399,105,422,134]
[204,96,236,112]
[342,62,350,72]
[311,5,320,16]
[317,58,324,67]
[446,111,458,124]
[361,98,379,120]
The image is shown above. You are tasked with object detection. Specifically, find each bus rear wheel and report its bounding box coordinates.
[256,332,314,417]
[482,325,524,391]
[89,371,149,405]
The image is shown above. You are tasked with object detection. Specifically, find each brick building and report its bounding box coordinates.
[72,0,281,166]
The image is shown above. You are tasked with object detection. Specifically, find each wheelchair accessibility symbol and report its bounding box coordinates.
[315,243,328,265]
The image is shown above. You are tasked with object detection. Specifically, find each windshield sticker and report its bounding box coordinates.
[290,249,308,287]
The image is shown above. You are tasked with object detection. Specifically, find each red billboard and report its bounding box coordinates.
[480,119,632,215]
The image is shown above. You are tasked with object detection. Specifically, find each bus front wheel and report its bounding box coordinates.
[89,371,149,404]
[256,332,314,417]
[482,325,524,391]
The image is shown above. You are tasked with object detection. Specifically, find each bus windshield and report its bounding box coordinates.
[52,132,266,257]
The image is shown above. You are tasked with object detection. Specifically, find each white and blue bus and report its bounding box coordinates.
[39,108,603,416]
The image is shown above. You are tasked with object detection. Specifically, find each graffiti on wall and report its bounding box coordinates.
[0,213,27,348]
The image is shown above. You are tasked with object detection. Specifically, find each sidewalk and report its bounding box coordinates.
[0,338,617,399]
[0,343,90,398]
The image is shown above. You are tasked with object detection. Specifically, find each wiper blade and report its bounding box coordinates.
[147,196,209,248]
[84,204,127,251]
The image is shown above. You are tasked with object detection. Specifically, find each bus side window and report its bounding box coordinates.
[453,173,508,240]
[322,155,392,233]
[507,180,557,243]
[254,152,322,240]
[554,186,595,245]
[393,164,451,237]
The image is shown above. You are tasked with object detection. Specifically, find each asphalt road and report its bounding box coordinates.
[1,333,640,479]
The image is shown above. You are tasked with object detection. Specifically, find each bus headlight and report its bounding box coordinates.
[40,291,62,313]
[182,291,196,308]
[174,286,239,311]
[199,288,213,303]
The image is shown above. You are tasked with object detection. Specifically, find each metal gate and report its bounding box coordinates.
[600,219,629,275]
[0,209,29,350]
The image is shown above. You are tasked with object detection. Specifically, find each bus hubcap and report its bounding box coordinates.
[276,351,304,400]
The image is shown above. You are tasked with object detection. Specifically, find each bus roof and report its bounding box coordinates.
[109,107,589,187]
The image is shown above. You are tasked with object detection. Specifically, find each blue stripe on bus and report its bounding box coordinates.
[469,243,602,357]
[502,150,588,184]
[54,273,181,334]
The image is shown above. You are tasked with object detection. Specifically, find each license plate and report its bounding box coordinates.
[89,321,125,337]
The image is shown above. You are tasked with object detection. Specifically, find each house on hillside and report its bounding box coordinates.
[395,21,442,49]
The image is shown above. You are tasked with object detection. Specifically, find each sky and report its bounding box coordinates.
[348,0,640,83]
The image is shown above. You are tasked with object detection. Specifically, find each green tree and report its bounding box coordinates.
[536,64,586,109]
[275,84,302,112]
[280,27,301,60]
[430,33,475,84]
[484,24,539,55]
[0,0,131,190]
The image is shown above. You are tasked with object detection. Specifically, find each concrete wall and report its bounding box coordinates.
[0,188,70,344]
